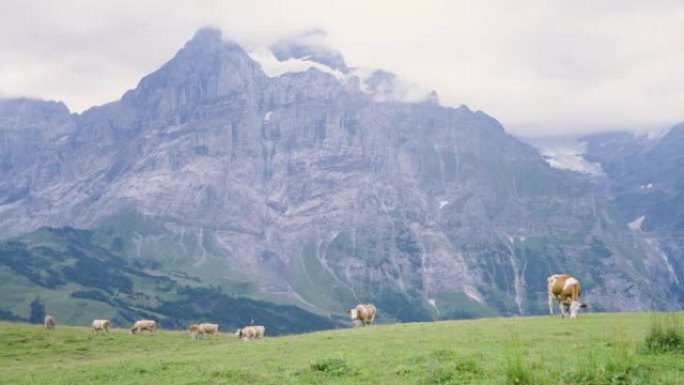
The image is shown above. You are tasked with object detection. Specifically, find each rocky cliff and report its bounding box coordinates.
[0,28,680,325]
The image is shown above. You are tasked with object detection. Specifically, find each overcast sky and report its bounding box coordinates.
[1,0,683,136]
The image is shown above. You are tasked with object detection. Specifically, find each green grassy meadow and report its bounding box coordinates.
[2,313,684,384]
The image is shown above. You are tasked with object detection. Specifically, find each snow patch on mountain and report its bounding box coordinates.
[523,136,603,176]
[629,215,645,230]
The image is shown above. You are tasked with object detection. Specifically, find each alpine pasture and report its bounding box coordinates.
[1,313,683,384]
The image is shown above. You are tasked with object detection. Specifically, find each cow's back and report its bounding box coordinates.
[548,274,571,297]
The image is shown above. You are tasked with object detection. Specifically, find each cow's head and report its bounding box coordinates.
[569,302,588,318]
[347,308,358,320]
[235,328,243,338]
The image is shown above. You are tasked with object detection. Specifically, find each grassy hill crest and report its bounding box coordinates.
[2,313,684,384]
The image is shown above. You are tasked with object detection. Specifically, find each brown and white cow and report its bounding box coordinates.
[347,304,377,326]
[547,274,587,318]
[235,325,265,341]
[92,319,111,333]
[44,315,56,330]
[129,320,156,334]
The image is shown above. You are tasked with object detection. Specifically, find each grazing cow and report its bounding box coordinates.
[547,274,588,318]
[235,325,265,341]
[44,315,56,330]
[189,323,219,339]
[92,319,111,333]
[129,320,156,334]
[347,304,377,326]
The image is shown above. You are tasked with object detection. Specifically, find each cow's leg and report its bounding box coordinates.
[559,302,568,318]
[548,296,555,315]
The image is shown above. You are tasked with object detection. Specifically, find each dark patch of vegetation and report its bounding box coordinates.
[589,237,612,259]
[155,286,339,335]
[309,358,358,377]
[569,341,642,385]
[0,242,65,289]
[70,290,111,304]
[503,349,536,385]
[375,290,431,322]
[395,224,422,270]
[110,237,125,252]
[28,297,45,325]
[642,313,684,354]
[62,253,134,294]
[0,309,24,322]
[416,349,482,385]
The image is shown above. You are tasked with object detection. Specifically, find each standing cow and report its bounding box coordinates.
[92,319,112,333]
[189,323,219,339]
[44,315,56,330]
[347,304,377,326]
[547,274,587,318]
[235,325,265,341]
[129,320,156,334]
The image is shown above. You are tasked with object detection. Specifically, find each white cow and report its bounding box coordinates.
[44,315,56,330]
[129,320,156,334]
[92,319,111,333]
[235,325,265,341]
[189,323,219,339]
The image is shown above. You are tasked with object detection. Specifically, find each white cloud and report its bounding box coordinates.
[1,0,684,136]
[247,49,346,80]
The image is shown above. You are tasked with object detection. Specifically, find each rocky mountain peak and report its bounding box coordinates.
[184,27,224,49]
[0,98,73,140]
[110,28,266,128]
[2,28,683,326]
[0,98,71,125]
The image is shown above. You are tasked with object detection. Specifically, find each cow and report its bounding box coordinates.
[92,319,111,333]
[547,274,588,318]
[44,315,56,330]
[189,323,219,339]
[347,304,377,326]
[235,325,265,341]
[129,320,156,334]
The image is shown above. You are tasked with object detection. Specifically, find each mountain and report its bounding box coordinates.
[582,125,684,303]
[0,28,680,327]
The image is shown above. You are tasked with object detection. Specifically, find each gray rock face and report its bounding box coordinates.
[1,28,681,320]
[583,126,684,304]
